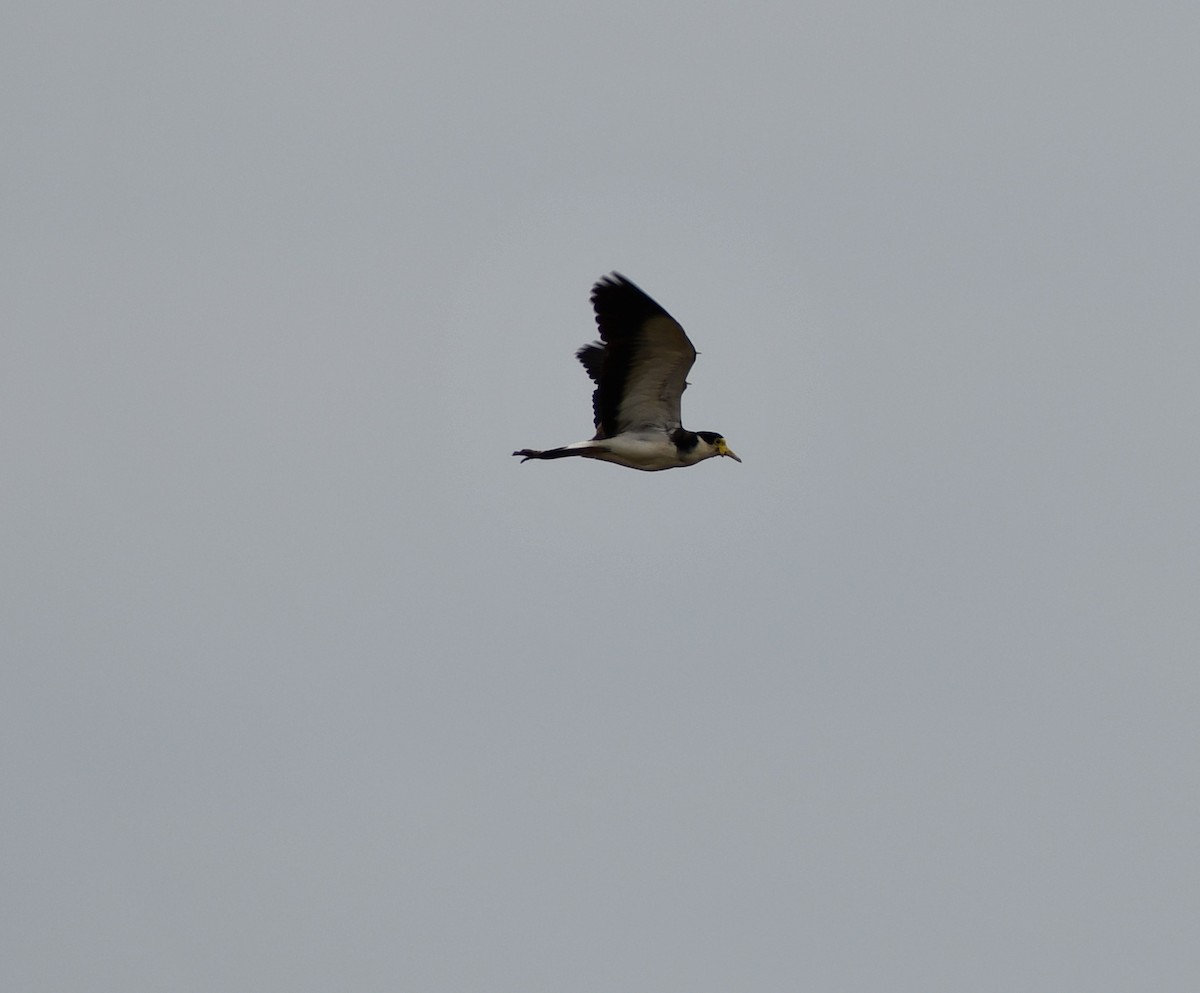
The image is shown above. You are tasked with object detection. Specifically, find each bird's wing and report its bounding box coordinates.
[579,273,697,438]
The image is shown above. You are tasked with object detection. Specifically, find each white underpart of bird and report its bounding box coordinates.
[513,273,741,472]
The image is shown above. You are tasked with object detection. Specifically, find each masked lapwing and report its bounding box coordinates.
[513,273,741,472]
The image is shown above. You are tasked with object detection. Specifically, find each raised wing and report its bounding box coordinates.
[577,273,697,438]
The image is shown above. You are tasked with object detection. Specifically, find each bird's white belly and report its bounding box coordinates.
[593,434,687,471]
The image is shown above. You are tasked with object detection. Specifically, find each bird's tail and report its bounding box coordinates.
[512,445,602,463]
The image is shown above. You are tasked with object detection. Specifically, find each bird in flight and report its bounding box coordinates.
[513,273,741,472]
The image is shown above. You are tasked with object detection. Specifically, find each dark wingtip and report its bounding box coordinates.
[590,271,639,301]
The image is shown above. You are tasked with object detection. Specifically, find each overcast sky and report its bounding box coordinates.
[4,2,1198,990]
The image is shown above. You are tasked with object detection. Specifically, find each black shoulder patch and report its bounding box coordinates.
[671,428,700,453]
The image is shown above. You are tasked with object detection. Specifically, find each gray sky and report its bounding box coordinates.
[4,1,1198,990]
